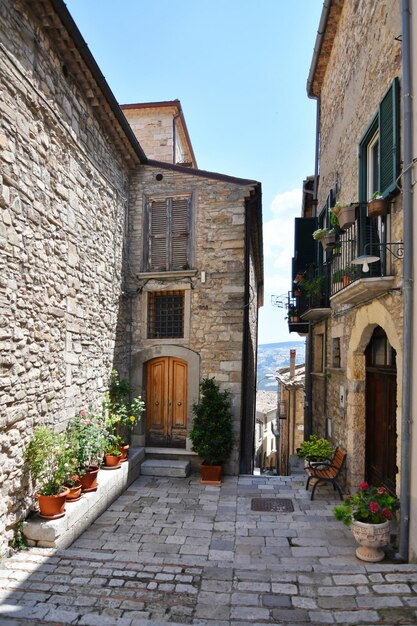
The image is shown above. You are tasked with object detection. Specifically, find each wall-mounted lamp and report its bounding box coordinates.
[351,254,380,273]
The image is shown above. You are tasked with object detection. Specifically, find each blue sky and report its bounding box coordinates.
[66,0,322,344]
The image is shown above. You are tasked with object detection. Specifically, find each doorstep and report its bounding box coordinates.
[23,447,145,549]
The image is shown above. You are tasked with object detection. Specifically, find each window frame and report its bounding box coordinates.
[143,193,194,273]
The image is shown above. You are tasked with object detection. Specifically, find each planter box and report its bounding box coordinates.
[321,232,336,251]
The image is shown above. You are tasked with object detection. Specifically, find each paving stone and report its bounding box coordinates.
[372,583,412,594]
[333,609,379,623]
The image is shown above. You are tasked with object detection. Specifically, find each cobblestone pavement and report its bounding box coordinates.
[1,474,417,625]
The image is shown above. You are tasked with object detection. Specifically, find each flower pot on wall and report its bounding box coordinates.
[367,198,385,217]
[104,454,122,467]
[36,487,70,519]
[338,204,357,229]
[351,520,390,562]
[66,484,82,502]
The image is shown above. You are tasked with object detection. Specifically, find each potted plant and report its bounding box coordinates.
[368,192,385,217]
[332,203,357,229]
[66,409,108,492]
[65,473,82,502]
[189,378,234,484]
[103,434,123,468]
[25,428,72,519]
[334,482,399,562]
[296,434,334,462]
[312,228,336,251]
[103,370,145,461]
[300,275,325,305]
[286,305,299,322]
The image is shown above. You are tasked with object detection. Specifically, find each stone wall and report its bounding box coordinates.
[0,0,132,554]
[317,0,402,209]
[128,164,256,474]
[310,0,403,491]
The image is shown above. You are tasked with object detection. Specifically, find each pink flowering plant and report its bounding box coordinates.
[66,409,108,475]
[25,427,75,496]
[334,481,399,526]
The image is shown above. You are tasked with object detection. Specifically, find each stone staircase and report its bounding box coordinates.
[140,458,191,477]
[141,446,198,477]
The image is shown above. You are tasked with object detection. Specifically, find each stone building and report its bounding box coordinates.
[0,0,263,555]
[254,391,277,472]
[288,0,417,561]
[275,358,304,477]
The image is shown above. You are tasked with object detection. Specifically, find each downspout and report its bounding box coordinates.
[398,0,413,562]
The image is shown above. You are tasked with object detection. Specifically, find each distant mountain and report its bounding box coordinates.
[257,341,306,391]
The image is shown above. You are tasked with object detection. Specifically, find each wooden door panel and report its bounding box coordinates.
[170,358,187,445]
[146,358,168,444]
[146,357,187,447]
[366,370,397,492]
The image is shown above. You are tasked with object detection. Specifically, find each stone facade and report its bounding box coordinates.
[0,0,262,555]
[121,102,196,167]
[127,164,260,474]
[305,0,403,493]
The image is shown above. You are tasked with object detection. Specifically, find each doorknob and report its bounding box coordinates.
[155,400,159,406]
[177,401,182,406]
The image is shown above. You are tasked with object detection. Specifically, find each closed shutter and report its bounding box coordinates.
[171,196,190,270]
[149,199,168,271]
[379,78,400,197]
[146,195,192,271]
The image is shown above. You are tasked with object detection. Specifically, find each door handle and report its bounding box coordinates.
[155,400,159,406]
[177,401,182,406]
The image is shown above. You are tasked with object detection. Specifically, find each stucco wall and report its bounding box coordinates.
[0,0,131,554]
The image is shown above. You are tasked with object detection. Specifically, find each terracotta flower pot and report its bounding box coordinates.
[104,454,121,467]
[66,484,82,502]
[36,487,70,519]
[200,463,222,484]
[338,205,357,229]
[351,520,390,562]
[119,444,129,462]
[79,465,100,492]
[367,198,385,217]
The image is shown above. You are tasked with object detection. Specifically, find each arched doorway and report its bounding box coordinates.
[365,326,397,493]
[145,356,187,447]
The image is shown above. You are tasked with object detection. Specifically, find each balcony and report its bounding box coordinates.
[328,204,402,306]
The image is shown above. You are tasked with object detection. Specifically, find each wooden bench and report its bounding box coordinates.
[305,447,347,501]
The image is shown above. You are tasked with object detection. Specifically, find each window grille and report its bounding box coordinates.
[148,291,184,338]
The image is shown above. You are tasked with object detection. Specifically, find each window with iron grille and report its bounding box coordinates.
[144,195,193,272]
[147,291,184,338]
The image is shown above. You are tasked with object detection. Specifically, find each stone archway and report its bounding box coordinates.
[345,301,402,489]
[130,345,200,450]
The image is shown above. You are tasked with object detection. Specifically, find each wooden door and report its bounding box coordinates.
[146,357,187,447]
[365,328,397,493]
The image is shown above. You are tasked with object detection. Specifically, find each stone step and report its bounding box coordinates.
[141,458,191,477]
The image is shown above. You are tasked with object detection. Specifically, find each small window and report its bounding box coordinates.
[314,334,324,373]
[147,290,184,338]
[332,338,341,368]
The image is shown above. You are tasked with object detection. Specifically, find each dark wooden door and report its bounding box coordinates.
[146,357,187,447]
[365,328,397,493]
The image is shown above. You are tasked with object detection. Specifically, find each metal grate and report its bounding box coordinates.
[251,498,294,512]
[148,291,184,338]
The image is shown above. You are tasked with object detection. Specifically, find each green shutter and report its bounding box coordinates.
[379,77,400,196]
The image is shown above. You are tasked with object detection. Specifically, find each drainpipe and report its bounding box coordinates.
[398,0,413,562]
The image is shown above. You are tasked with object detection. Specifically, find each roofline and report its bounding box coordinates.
[307,0,332,98]
[146,159,260,187]
[121,99,197,168]
[50,0,147,163]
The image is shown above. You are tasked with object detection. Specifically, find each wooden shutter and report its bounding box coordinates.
[149,199,168,271]
[171,196,190,270]
[379,78,400,197]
